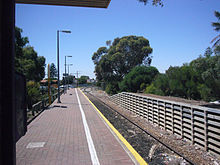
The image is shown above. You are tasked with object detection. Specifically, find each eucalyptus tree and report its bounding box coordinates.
[92,35,153,94]
[15,27,46,82]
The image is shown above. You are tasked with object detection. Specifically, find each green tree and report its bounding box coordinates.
[15,27,46,107]
[212,11,220,32]
[165,66,186,98]
[15,27,46,82]
[92,35,153,94]
[145,83,164,95]
[106,40,112,47]
[61,75,75,85]
[197,84,212,101]
[145,48,220,102]
[50,63,58,78]
[190,50,220,101]
[211,11,220,47]
[204,47,213,58]
[146,73,169,96]
[165,65,199,99]
[78,76,89,84]
[105,82,119,95]
[15,27,29,72]
[214,45,220,55]
[22,46,46,81]
[26,81,41,109]
[119,66,158,92]
[92,47,108,65]
[145,65,200,99]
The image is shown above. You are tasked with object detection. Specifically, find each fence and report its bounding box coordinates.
[110,92,220,157]
[27,90,64,120]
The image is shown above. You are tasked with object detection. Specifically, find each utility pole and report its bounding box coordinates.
[76,71,79,88]
[64,55,72,93]
[67,64,73,89]
[74,71,80,88]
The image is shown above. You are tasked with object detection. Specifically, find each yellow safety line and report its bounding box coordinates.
[79,89,148,165]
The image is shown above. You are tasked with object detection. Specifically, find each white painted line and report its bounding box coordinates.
[75,88,100,165]
[26,142,45,148]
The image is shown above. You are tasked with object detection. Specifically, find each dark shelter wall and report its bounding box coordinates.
[0,0,16,164]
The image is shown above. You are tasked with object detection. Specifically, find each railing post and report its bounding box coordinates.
[118,94,120,104]
[172,104,174,134]
[31,106,35,116]
[42,99,45,110]
[44,99,46,108]
[123,93,125,107]
[130,94,133,112]
[164,103,167,130]
[147,99,149,122]
[180,105,183,139]
[204,110,208,151]
[152,100,154,124]
[157,100,160,127]
[35,103,38,113]
[122,94,125,109]
[47,98,49,106]
[191,108,194,145]
[141,97,144,120]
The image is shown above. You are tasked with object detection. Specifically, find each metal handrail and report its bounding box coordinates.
[27,89,64,118]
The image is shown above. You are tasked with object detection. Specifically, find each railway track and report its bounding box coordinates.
[84,89,194,165]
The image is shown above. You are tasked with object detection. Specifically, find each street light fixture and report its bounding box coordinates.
[57,30,71,103]
[65,55,72,93]
[61,30,71,33]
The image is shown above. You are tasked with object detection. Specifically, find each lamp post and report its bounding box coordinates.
[65,55,72,93]
[57,30,71,103]
[67,64,73,89]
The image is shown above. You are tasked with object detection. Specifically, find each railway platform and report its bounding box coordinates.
[16,88,146,165]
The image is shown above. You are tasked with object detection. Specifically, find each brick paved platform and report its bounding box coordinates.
[16,88,140,165]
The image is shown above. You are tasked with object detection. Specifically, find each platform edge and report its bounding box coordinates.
[79,89,148,165]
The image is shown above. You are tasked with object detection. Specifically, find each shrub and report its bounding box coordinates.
[27,81,41,109]
[105,82,119,95]
[119,66,159,92]
[145,84,164,95]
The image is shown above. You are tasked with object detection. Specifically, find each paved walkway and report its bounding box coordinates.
[16,88,143,165]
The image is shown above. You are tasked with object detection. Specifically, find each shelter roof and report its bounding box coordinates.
[15,0,111,8]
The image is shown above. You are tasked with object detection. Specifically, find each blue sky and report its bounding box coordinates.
[16,0,220,79]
